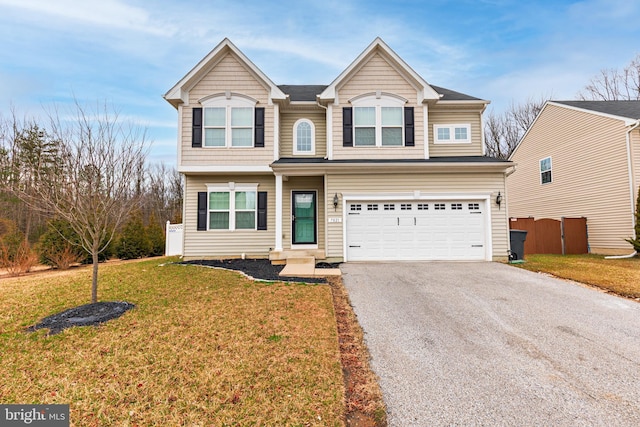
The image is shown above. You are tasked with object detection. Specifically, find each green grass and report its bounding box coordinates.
[515,254,640,299]
[0,258,345,426]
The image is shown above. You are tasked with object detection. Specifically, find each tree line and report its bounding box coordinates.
[0,102,182,302]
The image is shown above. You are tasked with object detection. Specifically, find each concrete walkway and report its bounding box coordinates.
[341,262,640,426]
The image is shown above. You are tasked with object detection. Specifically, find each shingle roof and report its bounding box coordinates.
[277,84,483,102]
[273,156,511,164]
[277,85,328,102]
[553,100,640,120]
[430,85,483,101]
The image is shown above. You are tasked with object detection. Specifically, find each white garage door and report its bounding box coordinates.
[346,200,487,261]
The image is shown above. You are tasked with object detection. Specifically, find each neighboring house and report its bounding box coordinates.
[164,38,513,262]
[508,100,640,255]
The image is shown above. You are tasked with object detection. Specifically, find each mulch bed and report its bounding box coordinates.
[179,259,338,283]
[27,301,135,335]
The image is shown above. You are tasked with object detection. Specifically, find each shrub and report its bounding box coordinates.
[39,219,110,267]
[625,186,640,253]
[116,211,150,260]
[146,215,165,257]
[0,222,38,276]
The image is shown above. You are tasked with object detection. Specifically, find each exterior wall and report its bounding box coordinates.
[183,174,275,259]
[632,128,640,206]
[325,172,508,261]
[331,52,426,160]
[181,53,274,167]
[279,110,327,158]
[508,104,635,253]
[282,176,325,250]
[428,106,484,157]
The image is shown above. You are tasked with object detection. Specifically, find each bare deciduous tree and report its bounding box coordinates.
[14,101,149,303]
[578,54,640,100]
[484,97,546,159]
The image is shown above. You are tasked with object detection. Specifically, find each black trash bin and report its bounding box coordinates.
[509,229,528,261]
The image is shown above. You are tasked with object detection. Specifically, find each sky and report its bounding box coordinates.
[1,0,639,166]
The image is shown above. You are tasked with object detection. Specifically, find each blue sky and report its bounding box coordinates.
[1,0,639,165]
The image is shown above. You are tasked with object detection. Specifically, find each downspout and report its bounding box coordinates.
[605,119,640,260]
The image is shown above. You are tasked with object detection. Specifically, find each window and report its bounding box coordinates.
[350,204,362,211]
[367,204,379,211]
[434,124,471,144]
[451,203,462,210]
[417,203,429,210]
[540,157,552,184]
[383,204,395,211]
[401,203,412,210]
[206,184,258,230]
[293,119,315,155]
[468,203,480,210]
[352,94,406,147]
[434,203,446,210]
[201,95,256,148]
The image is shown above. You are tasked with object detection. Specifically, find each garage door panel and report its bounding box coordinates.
[346,199,487,261]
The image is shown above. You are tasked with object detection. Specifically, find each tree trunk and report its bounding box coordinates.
[91,250,99,303]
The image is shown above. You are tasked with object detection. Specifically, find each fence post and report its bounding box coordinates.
[165,220,170,256]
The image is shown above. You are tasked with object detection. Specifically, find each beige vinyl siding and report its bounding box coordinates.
[508,104,634,252]
[428,108,484,157]
[325,172,508,261]
[183,174,275,259]
[282,176,325,249]
[181,53,274,167]
[331,52,425,160]
[279,111,327,158]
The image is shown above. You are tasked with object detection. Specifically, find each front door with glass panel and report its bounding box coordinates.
[292,191,317,244]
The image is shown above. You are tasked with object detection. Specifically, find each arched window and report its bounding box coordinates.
[293,119,315,155]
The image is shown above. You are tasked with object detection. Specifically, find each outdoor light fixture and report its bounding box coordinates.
[496,191,502,209]
[333,193,339,211]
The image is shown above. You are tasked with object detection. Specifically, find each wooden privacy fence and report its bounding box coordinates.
[509,217,588,255]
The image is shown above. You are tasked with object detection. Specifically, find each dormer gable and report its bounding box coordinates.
[164,38,286,108]
[318,37,441,105]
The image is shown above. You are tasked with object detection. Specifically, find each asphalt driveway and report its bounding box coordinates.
[341,262,640,426]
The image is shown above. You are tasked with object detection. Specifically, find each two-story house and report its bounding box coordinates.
[164,38,513,263]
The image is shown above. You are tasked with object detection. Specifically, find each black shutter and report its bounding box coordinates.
[404,107,414,147]
[192,108,203,148]
[254,107,265,147]
[257,191,267,230]
[197,191,207,231]
[343,107,353,147]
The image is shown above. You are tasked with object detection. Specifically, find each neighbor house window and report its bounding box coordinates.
[352,94,406,147]
[540,157,552,184]
[293,119,315,155]
[207,184,258,230]
[434,124,471,143]
[202,95,256,148]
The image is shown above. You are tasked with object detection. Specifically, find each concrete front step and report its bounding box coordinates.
[278,256,341,278]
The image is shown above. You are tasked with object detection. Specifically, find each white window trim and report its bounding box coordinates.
[351,94,406,147]
[201,95,257,148]
[540,156,552,185]
[433,124,471,144]
[205,182,259,230]
[293,118,316,155]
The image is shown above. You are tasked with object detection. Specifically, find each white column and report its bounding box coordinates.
[423,104,429,159]
[275,173,283,252]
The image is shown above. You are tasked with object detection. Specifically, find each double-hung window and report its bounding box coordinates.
[352,94,406,147]
[207,183,258,230]
[540,157,552,184]
[293,119,315,155]
[201,95,256,147]
[433,124,471,143]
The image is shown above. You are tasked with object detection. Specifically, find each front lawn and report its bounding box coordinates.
[515,254,640,299]
[0,258,344,426]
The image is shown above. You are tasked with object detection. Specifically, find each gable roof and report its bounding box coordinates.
[552,100,640,121]
[430,85,483,102]
[164,38,287,108]
[318,37,442,104]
